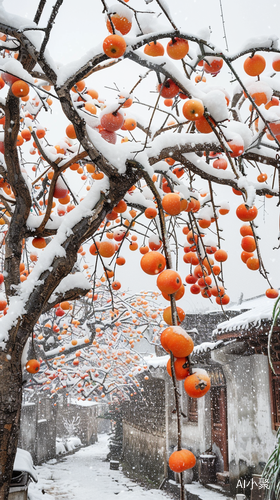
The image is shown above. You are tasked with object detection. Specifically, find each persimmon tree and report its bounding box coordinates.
[0,1,280,499]
[24,286,163,403]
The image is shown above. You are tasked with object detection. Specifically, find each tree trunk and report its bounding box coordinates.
[0,346,23,500]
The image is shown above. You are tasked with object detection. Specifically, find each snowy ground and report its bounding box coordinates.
[28,434,171,500]
[28,434,233,500]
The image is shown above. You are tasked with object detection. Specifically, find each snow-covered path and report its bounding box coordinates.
[28,434,171,500]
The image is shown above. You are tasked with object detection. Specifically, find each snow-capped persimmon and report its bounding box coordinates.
[166,37,189,60]
[169,449,196,473]
[36,128,46,139]
[250,90,269,106]
[21,129,32,141]
[99,128,117,144]
[100,111,124,132]
[86,89,99,99]
[84,102,97,114]
[182,99,204,121]
[268,122,280,137]
[213,158,227,170]
[166,357,190,380]
[144,41,165,57]
[227,140,244,157]
[119,95,133,108]
[1,72,19,86]
[26,359,40,374]
[11,80,29,98]
[0,299,7,311]
[103,34,126,58]
[184,369,211,398]
[148,237,162,251]
[163,305,185,325]
[157,79,179,99]
[160,326,194,357]
[198,219,211,229]
[157,269,182,295]
[106,13,132,35]
[173,166,184,178]
[55,307,65,317]
[244,54,266,77]
[162,193,182,216]
[265,97,279,110]
[272,56,280,72]
[195,75,206,83]
[203,57,223,75]
[266,288,279,299]
[32,237,46,249]
[140,251,166,275]
[236,204,258,222]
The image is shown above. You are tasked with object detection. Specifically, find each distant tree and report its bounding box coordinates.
[0,1,280,499]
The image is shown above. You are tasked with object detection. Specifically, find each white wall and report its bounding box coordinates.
[212,348,276,482]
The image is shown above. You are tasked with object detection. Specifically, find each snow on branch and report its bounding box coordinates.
[46,273,91,309]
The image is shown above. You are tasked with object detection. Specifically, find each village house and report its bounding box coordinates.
[122,294,279,498]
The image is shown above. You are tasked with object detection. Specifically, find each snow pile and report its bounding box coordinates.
[202,90,228,122]
[215,295,277,333]
[14,448,38,482]
[56,436,82,455]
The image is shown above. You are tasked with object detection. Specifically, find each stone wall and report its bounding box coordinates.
[122,421,165,484]
[122,375,166,483]
[19,395,107,464]
[56,400,99,445]
[18,396,57,465]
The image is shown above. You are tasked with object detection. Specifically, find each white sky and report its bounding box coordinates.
[2,0,280,309]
